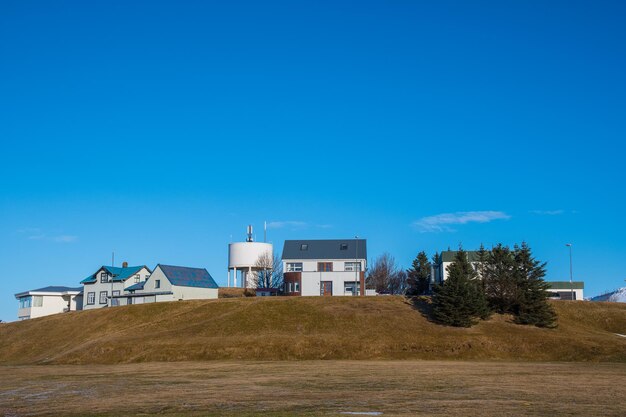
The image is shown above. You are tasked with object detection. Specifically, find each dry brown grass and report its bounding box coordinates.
[0,297,624,365]
[0,360,624,416]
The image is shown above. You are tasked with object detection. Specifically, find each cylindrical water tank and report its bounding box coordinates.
[228,242,273,269]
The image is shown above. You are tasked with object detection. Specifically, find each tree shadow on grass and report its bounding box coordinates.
[405,295,437,323]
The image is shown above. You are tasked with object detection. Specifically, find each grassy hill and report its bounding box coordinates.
[0,296,625,364]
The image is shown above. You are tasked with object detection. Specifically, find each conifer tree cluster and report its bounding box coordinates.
[406,251,431,296]
[431,242,556,328]
[431,248,490,327]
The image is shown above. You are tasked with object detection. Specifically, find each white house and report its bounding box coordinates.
[546,281,584,301]
[80,263,152,309]
[282,239,367,296]
[15,286,83,320]
[432,251,483,285]
[113,264,219,305]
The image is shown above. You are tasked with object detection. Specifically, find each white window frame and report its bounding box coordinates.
[286,263,303,272]
[100,272,108,283]
[87,292,95,305]
[344,262,362,272]
[99,291,108,304]
[294,282,300,292]
[134,274,140,283]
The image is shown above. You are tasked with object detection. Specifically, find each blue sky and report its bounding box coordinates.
[1,1,625,321]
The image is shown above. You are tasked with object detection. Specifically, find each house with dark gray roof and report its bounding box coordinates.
[80,262,152,309]
[15,286,83,320]
[113,264,219,305]
[282,239,367,296]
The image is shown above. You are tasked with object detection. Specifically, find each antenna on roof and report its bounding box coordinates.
[112,251,115,267]
[246,225,254,242]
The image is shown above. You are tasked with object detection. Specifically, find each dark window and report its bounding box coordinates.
[99,291,108,304]
[300,244,308,251]
[134,274,140,283]
[100,272,108,283]
[155,280,161,289]
[340,243,348,250]
[318,262,333,272]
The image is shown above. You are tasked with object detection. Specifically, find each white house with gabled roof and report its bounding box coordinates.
[113,264,219,305]
[15,286,83,320]
[80,263,152,309]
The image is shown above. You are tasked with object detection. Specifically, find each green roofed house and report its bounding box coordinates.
[80,262,152,310]
[112,264,219,305]
[433,251,483,285]
[546,281,584,301]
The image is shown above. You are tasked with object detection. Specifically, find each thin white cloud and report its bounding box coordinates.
[17,228,78,243]
[530,210,564,216]
[316,224,333,229]
[413,211,511,233]
[267,221,308,230]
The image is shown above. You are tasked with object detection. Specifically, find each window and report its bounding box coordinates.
[18,296,31,309]
[111,290,120,306]
[318,262,333,272]
[286,262,303,272]
[99,291,108,304]
[155,280,161,289]
[294,282,300,292]
[344,262,362,272]
[87,292,95,305]
[32,295,43,307]
[145,274,150,281]
[288,282,293,293]
[300,244,308,251]
[134,274,140,283]
[127,297,133,305]
[340,243,348,250]
[344,281,361,295]
[100,271,108,283]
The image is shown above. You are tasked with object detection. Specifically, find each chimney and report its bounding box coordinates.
[122,261,128,268]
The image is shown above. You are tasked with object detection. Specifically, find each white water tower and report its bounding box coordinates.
[228,224,273,288]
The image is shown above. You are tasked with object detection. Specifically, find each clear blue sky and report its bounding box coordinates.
[1,1,625,321]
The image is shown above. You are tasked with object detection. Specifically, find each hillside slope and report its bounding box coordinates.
[1,296,625,364]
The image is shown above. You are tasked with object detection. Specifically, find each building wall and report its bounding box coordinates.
[548,288,584,300]
[17,293,80,319]
[132,266,218,302]
[82,267,151,310]
[282,259,366,296]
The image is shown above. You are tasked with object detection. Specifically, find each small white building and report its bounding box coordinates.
[15,286,83,320]
[80,263,152,309]
[282,239,367,296]
[113,264,219,305]
[547,281,584,301]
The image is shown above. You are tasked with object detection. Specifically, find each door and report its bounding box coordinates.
[321,281,333,296]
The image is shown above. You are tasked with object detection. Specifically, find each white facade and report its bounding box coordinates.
[81,266,151,310]
[114,264,218,305]
[15,287,82,320]
[283,259,366,297]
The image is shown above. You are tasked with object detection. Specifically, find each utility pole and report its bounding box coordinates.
[566,243,574,300]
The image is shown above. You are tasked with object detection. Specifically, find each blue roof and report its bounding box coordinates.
[80,265,149,284]
[125,281,145,291]
[158,264,219,289]
[15,286,82,298]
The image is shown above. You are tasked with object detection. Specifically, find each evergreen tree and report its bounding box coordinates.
[406,251,431,296]
[513,242,557,328]
[483,244,518,314]
[432,248,490,327]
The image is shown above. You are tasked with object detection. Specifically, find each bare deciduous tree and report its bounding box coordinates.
[366,253,406,295]
[254,253,284,289]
